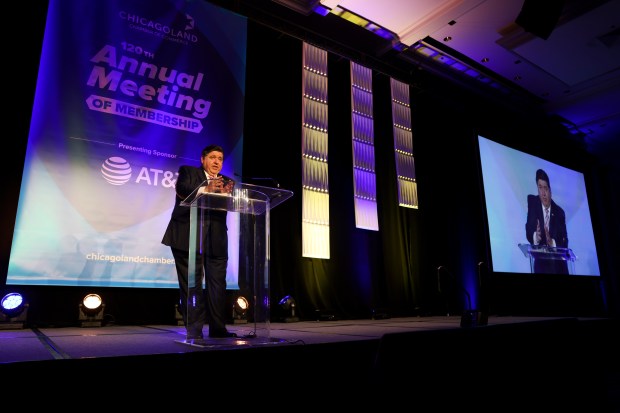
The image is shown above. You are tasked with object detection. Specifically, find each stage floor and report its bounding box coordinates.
[0,315,581,364]
[1,315,618,410]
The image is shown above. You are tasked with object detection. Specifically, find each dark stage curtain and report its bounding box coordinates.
[244,23,427,320]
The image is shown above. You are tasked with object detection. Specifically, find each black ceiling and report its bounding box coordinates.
[207,0,620,171]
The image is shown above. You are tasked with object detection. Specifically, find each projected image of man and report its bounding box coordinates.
[525,169,569,274]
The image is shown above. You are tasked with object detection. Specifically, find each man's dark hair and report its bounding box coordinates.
[201,144,224,158]
[536,168,550,188]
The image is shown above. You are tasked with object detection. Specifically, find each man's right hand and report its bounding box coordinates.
[206,177,224,193]
[534,218,542,245]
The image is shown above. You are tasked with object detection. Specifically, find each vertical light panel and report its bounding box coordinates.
[390,78,418,209]
[302,43,330,259]
[350,62,378,231]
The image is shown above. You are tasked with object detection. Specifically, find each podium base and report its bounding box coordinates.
[460,310,488,328]
[176,338,211,348]
[175,337,240,348]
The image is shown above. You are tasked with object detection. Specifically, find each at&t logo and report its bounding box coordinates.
[101,157,176,187]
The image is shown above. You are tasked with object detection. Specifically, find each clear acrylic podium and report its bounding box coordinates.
[518,243,576,274]
[179,182,293,345]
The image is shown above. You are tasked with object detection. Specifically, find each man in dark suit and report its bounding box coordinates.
[162,144,236,341]
[525,169,569,274]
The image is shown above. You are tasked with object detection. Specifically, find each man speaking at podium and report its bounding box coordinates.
[162,144,237,341]
[525,168,569,274]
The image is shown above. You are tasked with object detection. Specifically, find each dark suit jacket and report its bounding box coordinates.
[525,194,569,274]
[525,194,568,248]
[161,165,230,255]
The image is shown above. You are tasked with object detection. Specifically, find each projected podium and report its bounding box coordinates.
[518,243,576,275]
[180,182,293,344]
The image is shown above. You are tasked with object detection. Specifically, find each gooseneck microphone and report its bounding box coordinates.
[234,173,280,188]
[437,266,444,292]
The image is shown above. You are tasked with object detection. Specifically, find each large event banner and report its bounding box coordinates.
[8,0,247,288]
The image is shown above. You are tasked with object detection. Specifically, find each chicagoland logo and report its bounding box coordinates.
[119,10,198,44]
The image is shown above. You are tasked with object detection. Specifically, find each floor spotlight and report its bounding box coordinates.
[279,295,299,322]
[0,292,29,329]
[232,295,249,324]
[79,293,105,327]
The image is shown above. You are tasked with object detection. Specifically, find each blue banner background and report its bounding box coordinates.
[8,0,247,288]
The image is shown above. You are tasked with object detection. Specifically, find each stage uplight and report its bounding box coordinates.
[232,296,249,323]
[278,295,299,322]
[0,292,29,329]
[79,293,105,327]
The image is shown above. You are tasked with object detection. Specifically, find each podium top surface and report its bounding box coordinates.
[518,243,576,261]
[181,182,293,215]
